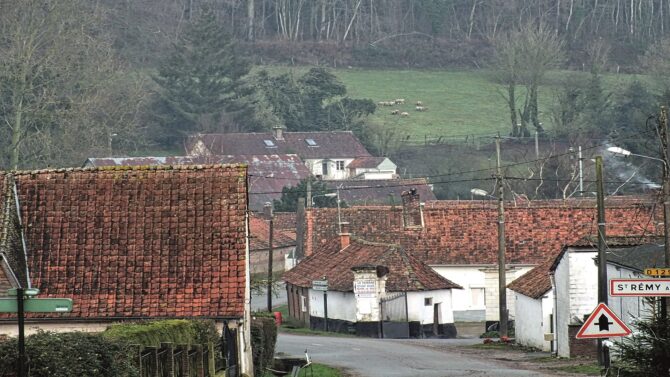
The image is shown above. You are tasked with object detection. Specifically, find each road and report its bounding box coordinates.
[276,334,559,377]
[250,282,287,312]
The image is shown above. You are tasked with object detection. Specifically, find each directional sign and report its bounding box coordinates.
[644,268,670,277]
[575,303,632,339]
[0,298,73,313]
[312,279,328,292]
[610,278,670,297]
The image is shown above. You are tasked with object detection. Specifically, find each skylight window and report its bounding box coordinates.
[305,138,318,146]
[263,140,276,148]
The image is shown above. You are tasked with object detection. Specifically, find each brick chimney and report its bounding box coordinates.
[339,222,351,250]
[401,188,423,228]
[272,125,284,141]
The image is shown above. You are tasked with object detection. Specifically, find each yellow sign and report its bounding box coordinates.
[644,268,670,277]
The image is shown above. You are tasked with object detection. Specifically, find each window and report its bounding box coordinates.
[424,297,433,306]
[322,161,329,176]
[336,161,345,170]
[263,140,276,148]
[471,288,485,308]
[305,138,318,146]
[301,296,307,312]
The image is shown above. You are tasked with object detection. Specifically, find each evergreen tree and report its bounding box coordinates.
[615,300,670,376]
[151,8,250,145]
[273,178,340,212]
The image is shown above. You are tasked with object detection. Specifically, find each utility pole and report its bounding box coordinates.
[306,179,312,209]
[495,136,508,338]
[265,203,274,312]
[660,106,670,320]
[578,146,584,196]
[595,156,609,367]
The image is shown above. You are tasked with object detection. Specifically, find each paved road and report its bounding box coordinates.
[276,334,557,377]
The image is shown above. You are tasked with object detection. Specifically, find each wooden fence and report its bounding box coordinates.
[135,342,219,377]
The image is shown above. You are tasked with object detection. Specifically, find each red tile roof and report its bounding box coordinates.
[1,165,248,320]
[304,197,661,265]
[249,215,296,251]
[85,154,311,211]
[283,238,461,291]
[186,132,372,159]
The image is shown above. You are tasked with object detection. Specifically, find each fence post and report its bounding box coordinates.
[177,344,190,376]
[132,344,143,377]
[194,344,205,377]
[161,342,175,377]
[208,342,216,376]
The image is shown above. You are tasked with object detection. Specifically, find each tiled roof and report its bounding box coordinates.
[283,238,461,292]
[325,178,436,205]
[304,196,661,265]
[347,157,388,169]
[507,258,555,299]
[1,165,247,320]
[249,215,296,251]
[85,155,311,211]
[186,132,372,159]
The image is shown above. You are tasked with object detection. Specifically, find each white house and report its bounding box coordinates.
[346,157,397,180]
[283,226,462,338]
[185,127,377,181]
[509,240,661,357]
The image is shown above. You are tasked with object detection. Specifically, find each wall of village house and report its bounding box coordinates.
[306,158,355,180]
[514,290,553,352]
[431,266,486,321]
[607,264,650,330]
[309,289,356,322]
[353,170,396,180]
[406,290,454,324]
[554,252,571,357]
[249,246,295,274]
[484,266,533,322]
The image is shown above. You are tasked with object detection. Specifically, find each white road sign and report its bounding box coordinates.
[312,279,328,291]
[576,303,632,339]
[610,278,670,297]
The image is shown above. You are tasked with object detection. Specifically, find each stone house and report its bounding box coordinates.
[283,226,461,338]
[0,166,254,375]
[298,191,659,328]
[185,128,378,181]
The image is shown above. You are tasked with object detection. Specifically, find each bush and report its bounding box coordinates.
[0,331,138,377]
[250,316,277,377]
[102,319,218,347]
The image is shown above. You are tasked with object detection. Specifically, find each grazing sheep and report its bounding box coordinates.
[416,101,423,106]
[400,111,409,117]
[415,106,428,111]
[391,109,400,115]
[395,98,405,105]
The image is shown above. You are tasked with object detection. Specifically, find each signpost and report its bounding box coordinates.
[576,303,632,339]
[609,278,670,297]
[312,279,328,331]
[3,288,73,377]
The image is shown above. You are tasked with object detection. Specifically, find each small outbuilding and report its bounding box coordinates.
[283,225,462,338]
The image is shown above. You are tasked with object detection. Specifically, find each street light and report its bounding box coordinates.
[312,191,343,233]
[607,144,670,319]
[311,192,337,207]
[470,188,494,200]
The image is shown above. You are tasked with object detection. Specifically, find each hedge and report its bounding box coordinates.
[102,319,219,348]
[0,331,138,377]
[250,315,277,377]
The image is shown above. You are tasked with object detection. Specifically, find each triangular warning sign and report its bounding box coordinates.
[576,303,632,339]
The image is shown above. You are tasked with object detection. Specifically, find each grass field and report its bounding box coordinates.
[264,65,649,139]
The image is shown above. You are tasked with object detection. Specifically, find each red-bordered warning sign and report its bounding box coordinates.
[575,303,632,339]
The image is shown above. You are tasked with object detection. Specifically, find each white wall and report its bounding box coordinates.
[431,266,486,315]
[514,289,554,352]
[406,290,454,324]
[484,266,534,321]
[354,171,396,180]
[305,158,355,180]
[554,252,571,358]
[607,264,652,332]
[309,289,357,322]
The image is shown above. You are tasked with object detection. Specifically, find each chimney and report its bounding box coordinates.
[272,125,284,141]
[263,202,273,220]
[339,222,351,250]
[401,188,423,228]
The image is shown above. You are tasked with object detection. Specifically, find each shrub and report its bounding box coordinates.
[250,316,277,377]
[0,331,138,377]
[102,319,218,347]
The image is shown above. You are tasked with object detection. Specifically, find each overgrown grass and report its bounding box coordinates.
[259,363,342,377]
[550,363,602,375]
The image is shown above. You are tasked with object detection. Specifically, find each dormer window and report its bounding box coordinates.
[263,140,277,148]
[305,138,318,147]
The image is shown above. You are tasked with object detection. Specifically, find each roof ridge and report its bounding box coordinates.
[11,164,247,175]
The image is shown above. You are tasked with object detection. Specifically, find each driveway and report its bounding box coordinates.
[276,334,563,377]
